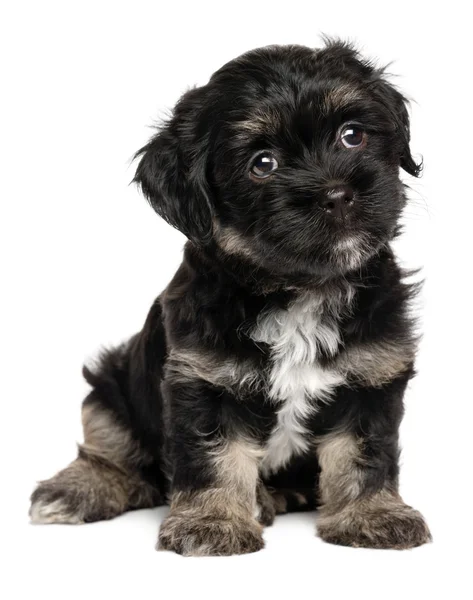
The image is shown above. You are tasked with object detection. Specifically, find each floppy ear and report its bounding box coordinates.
[322,40,421,177]
[134,87,214,244]
[371,74,422,177]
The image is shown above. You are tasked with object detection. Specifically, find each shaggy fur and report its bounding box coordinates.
[30,40,431,555]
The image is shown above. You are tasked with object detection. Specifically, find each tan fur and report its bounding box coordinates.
[81,402,152,467]
[323,85,364,114]
[209,438,264,508]
[331,233,374,271]
[271,492,288,514]
[293,491,308,506]
[235,107,281,136]
[166,348,261,393]
[30,403,160,524]
[30,455,158,524]
[214,224,255,259]
[158,512,264,556]
[268,488,315,514]
[169,337,415,394]
[335,339,417,387]
[316,431,431,549]
[169,336,415,401]
[256,481,276,525]
[317,489,432,549]
[168,438,262,519]
[317,431,367,511]
[159,438,264,556]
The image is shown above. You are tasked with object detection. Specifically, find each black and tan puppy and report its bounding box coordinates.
[30,41,431,555]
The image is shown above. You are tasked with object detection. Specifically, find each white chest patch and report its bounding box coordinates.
[250,291,350,475]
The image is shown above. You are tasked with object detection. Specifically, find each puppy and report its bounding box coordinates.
[30,40,432,555]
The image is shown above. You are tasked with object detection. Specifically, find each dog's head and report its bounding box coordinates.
[135,41,420,278]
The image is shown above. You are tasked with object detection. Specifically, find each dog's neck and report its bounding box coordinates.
[184,240,382,297]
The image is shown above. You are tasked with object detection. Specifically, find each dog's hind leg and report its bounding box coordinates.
[256,481,317,526]
[30,302,167,524]
[259,454,320,523]
[30,396,163,524]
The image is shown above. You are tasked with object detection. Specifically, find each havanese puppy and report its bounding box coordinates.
[30,40,432,555]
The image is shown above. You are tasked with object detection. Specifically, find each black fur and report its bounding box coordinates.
[30,41,431,554]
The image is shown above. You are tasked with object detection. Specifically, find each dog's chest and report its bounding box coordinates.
[250,292,347,474]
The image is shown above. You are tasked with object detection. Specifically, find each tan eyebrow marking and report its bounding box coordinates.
[234,107,281,136]
[323,84,365,114]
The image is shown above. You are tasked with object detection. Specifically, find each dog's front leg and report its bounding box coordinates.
[315,374,432,550]
[158,376,264,556]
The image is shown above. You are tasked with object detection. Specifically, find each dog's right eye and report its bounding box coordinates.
[250,152,278,179]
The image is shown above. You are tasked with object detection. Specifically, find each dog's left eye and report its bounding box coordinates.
[250,152,279,178]
[340,125,366,149]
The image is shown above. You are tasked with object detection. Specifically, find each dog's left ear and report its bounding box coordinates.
[371,73,422,177]
[133,86,214,244]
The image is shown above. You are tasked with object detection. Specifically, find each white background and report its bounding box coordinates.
[1,1,471,598]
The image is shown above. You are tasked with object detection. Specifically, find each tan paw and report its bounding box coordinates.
[29,460,128,524]
[158,513,264,556]
[29,494,84,525]
[317,500,432,550]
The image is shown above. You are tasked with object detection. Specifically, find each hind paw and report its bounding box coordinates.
[30,487,84,524]
[29,458,128,524]
[30,480,88,524]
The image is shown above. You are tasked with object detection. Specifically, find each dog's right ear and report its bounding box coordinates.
[134,87,214,244]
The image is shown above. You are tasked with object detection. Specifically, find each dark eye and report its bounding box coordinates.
[340,125,366,149]
[250,152,278,178]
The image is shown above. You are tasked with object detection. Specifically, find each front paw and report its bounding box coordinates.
[317,500,432,550]
[158,513,264,556]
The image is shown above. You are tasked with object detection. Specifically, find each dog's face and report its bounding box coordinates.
[135,42,420,278]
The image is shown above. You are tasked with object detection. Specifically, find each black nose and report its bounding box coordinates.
[318,186,354,219]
